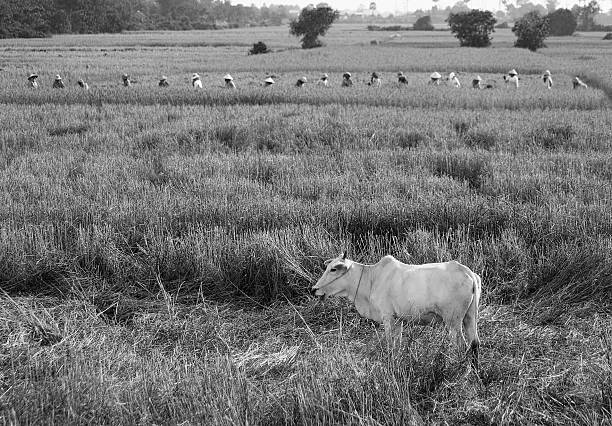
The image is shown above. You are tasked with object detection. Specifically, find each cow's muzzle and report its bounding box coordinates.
[311,286,326,299]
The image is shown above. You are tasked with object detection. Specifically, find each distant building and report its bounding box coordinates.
[287,7,301,16]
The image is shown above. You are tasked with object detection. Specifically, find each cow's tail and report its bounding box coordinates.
[467,272,481,370]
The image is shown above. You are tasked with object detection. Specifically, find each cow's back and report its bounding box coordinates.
[370,258,476,320]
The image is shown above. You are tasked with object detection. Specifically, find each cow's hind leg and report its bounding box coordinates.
[447,321,466,352]
[463,308,480,370]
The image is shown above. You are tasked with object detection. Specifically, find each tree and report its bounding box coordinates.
[547,8,576,35]
[546,0,558,13]
[447,10,497,47]
[449,1,470,13]
[289,5,339,49]
[504,1,547,21]
[572,0,600,31]
[414,15,434,30]
[512,11,549,51]
[0,0,54,38]
[369,2,376,15]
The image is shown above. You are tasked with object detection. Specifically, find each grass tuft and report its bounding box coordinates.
[463,130,497,151]
[531,124,576,149]
[394,130,425,149]
[452,120,473,137]
[48,123,89,137]
[431,151,490,189]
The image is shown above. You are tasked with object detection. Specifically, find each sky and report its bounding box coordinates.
[241,0,608,13]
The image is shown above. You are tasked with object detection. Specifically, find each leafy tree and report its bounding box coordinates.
[572,0,600,31]
[547,8,577,35]
[449,1,470,13]
[503,1,547,21]
[447,10,497,47]
[289,5,339,49]
[414,15,434,30]
[512,11,549,51]
[0,0,54,38]
[0,0,298,37]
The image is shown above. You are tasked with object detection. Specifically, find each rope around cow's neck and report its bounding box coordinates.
[352,265,366,306]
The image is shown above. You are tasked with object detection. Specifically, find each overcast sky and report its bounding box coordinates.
[241,0,603,13]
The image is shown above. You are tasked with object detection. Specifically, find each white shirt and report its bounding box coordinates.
[507,75,519,88]
[193,79,202,89]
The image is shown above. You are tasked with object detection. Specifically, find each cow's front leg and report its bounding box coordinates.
[382,315,395,349]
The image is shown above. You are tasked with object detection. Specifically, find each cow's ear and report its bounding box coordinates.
[324,258,333,266]
[342,251,347,260]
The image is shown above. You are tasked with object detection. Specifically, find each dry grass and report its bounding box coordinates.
[0,26,610,425]
[1,296,610,424]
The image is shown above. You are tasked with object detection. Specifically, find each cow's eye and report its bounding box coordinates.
[330,268,337,272]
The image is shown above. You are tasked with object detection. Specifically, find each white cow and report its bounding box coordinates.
[313,252,482,368]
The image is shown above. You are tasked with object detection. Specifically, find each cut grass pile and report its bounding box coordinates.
[1,295,610,424]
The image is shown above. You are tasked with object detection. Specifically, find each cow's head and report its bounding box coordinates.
[312,252,353,298]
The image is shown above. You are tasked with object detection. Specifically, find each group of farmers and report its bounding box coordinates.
[26,69,589,90]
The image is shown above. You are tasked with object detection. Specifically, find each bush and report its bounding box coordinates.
[413,16,434,31]
[447,10,497,47]
[546,9,576,36]
[249,41,271,55]
[512,11,549,51]
[604,33,612,40]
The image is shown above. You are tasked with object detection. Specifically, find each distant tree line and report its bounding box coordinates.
[445,0,606,51]
[0,0,298,39]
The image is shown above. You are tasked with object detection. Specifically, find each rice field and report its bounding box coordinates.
[0,24,611,425]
